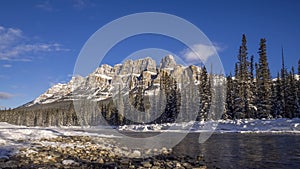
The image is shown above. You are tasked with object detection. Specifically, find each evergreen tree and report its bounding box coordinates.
[235,34,252,118]
[233,62,242,118]
[250,55,255,81]
[224,74,234,119]
[285,67,300,118]
[271,73,284,118]
[248,55,257,118]
[197,66,211,121]
[256,38,272,118]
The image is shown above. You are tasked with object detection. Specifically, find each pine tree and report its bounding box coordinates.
[224,74,234,119]
[248,55,257,118]
[237,34,249,82]
[271,73,284,118]
[159,71,181,123]
[197,66,211,121]
[250,55,254,81]
[235,34,252,118]
[233,62,242,118]
[286,67,300,118]
[256,38,272,118]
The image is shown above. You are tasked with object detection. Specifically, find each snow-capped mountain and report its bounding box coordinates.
[26,55,203,107]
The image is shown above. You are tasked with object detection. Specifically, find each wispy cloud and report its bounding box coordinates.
[72,0,94,9]
[2,64,12,68]
[0,26,23,49]
[35,1,53,11]
[0,92,14,100]
[181,44,221,64]
[0,25,69,61]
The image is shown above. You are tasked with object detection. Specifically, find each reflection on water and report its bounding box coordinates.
[173,133,300,169]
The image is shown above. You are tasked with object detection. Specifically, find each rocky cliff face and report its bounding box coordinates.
[27,55,202,107]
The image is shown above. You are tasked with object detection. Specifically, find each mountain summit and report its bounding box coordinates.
[159,55,176,69]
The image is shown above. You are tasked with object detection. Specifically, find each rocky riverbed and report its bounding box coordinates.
[0,135,207,169]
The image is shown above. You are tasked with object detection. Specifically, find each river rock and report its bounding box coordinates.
[62,159,79,166]
[131,150,141,158]
[141,161,152,168]
[98,158,104,164]
[120,158,130,165]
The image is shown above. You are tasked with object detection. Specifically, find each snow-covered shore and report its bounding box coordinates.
[1,118,300,147]
[118,118,300,133]
[0,122,117,147]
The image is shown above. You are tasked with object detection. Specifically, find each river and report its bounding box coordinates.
[83,128,300,168]
[172,133,300,169]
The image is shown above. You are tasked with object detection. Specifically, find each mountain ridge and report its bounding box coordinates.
[25,55,202,108]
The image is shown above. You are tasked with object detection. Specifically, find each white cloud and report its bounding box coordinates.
[0,26,69,61]
[0,92,13,100]
[181,44,221,64]
[2,64,12,68]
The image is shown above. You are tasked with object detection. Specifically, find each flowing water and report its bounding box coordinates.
[86,129,300,168]
[173,133,300,169]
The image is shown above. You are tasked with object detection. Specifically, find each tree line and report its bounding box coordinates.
[223,34,300,119]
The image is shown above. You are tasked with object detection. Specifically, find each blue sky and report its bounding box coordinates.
[0,0,299,108]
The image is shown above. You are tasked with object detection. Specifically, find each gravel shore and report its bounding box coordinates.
[0,136,207,169]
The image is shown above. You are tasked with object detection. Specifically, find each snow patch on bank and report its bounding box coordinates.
[0,123,119,158]
[118,118,300,133]
[0,122,117,146]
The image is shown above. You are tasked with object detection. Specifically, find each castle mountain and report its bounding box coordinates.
[1,55,217,126]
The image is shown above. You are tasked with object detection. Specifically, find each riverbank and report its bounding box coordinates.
[1,119,300,169]
[0,135,206,169]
